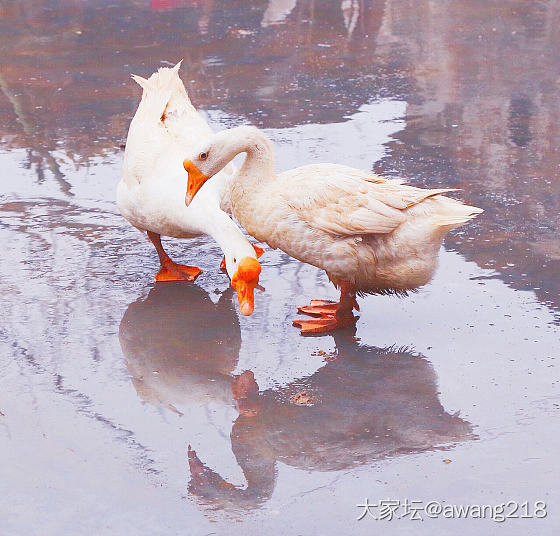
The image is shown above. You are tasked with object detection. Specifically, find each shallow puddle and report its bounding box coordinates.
[0,1,558,535]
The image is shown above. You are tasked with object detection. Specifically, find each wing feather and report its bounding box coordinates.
[282,164,459,237]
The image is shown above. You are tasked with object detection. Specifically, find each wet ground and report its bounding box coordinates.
[0,1,559,534]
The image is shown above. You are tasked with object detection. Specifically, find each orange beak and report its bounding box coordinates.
[183,158,209,206]
[231,257,261,316]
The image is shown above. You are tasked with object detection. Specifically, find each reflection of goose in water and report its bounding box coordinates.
[188,336,475,509]
[119,287,474,511]
[119,283,241,413]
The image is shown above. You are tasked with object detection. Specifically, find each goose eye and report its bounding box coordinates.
[233,258,237,264]
[199,151,208,161]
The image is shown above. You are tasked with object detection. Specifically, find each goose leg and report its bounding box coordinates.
[293,281,358,335]
[220,244,265,272]
[147,231,202,282]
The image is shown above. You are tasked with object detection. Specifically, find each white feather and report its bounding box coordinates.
[116,65,255,279]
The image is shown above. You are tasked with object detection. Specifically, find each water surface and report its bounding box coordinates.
[1,1,558,535]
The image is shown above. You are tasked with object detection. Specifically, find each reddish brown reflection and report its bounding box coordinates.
[373,0,560,313]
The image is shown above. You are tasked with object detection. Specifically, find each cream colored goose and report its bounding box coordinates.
[183,125,483,334]
[116,64,262,315]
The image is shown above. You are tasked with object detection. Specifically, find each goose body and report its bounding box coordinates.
[118,63,234,238]
[116,64,261,315]
[184,125,483,333]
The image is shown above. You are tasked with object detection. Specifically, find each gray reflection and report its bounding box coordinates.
[120,283,241,413]
[119,283,474,512]
[188,339,474,509]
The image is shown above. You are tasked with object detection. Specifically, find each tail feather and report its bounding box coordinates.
[131,60,183,92]
[433,204,483,228]
[130,60,194,122]
[131,74,153,92]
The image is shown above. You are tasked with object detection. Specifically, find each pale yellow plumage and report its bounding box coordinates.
[188,127,481,293]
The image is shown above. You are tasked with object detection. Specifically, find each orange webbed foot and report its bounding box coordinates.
[294,295,358,335]
[155,261,202,282]
[297,296,359,317]
[297,300,339,317]
[292,314,356,335]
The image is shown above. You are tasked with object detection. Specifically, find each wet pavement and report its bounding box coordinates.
[0,1,559,534]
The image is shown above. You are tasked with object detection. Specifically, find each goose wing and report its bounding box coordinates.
[283,164,455,237]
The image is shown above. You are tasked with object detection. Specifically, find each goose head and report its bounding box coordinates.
[183,125,263,205]
[227,255,262,317]
[183,152,211,206]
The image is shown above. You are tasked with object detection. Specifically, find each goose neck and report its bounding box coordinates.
[235,128,276,187]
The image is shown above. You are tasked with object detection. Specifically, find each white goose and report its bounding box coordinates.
[116,64,262,315]
[183,125,483,334]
